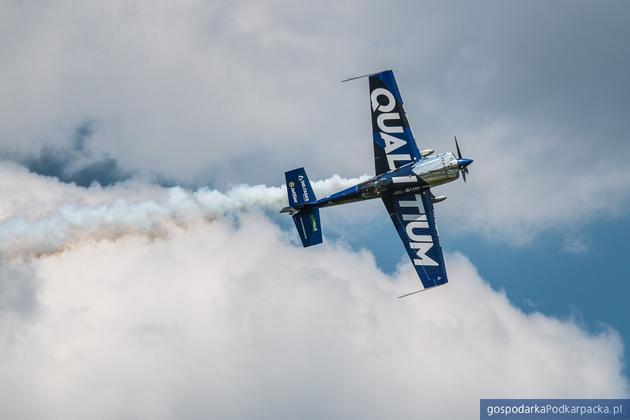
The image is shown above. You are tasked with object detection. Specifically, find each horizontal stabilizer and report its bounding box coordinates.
[292,207,323,247]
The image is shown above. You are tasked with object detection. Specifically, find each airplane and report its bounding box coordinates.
[280,70,473,297]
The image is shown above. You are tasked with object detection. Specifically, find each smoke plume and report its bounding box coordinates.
[0,169,370,260]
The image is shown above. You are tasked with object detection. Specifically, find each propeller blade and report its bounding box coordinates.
[454,136,462,159]
[454,136,472,183]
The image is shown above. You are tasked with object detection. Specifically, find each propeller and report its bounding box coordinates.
[454,136,473,183]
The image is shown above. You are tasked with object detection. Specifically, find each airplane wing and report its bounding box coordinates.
[382,190,448,293]
[369,70,421,175]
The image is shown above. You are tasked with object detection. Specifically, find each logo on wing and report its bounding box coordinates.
[399,193,438,267]
[288,181,299,204]
[371,87,411,171]
[298,175,310,202]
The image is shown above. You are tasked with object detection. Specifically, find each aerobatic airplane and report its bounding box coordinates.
[280,70,473,297]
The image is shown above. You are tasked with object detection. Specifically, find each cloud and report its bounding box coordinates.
[0,263,38,320]
[0,2,629,415]
[563,233,592,255]
[0,212,626,420]
[0,166,626,419]
[16,121,132,187]
[438,122,630,245]
[1,0,629,245]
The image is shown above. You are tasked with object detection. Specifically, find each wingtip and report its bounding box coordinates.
[398,289,427,298]
[341,69,391,83]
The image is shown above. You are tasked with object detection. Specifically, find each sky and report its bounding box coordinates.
[1,1,629,419]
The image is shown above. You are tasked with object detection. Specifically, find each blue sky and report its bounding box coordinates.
[1,1,629,418]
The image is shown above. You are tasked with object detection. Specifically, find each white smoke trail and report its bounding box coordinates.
[0,174,371,260]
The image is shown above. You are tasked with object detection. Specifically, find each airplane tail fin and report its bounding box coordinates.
[282,168,322,247]
[284,168,316,207]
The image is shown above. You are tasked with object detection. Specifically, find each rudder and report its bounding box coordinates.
[285,167,316,207]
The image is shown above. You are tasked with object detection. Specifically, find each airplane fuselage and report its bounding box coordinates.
[309,152,462,210]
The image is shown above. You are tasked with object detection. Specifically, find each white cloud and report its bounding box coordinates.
[0,187,627,419]
[0,0,371,183]
[437,122,630,244]
[1,1,629,245]
[0,3,629,414]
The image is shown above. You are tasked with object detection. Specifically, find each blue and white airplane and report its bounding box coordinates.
[281,70,473,297]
